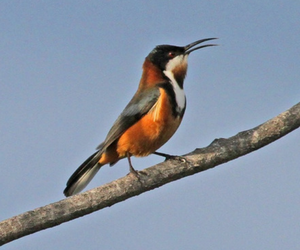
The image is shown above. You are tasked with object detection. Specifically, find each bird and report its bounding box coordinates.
[64,38,217,197]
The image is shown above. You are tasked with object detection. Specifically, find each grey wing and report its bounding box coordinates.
[96,87,161,152]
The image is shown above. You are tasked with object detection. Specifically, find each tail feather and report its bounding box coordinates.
[64,151,102,197]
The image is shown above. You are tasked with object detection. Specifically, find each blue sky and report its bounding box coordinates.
[1,1,299,249]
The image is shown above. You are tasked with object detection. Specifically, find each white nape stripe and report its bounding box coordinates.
[163,70,186,111]
[163,54,187,111]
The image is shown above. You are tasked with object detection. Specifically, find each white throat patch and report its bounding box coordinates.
[163,55,187,112]
[165,54,188,73]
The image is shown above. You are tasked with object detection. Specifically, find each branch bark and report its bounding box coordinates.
[1,102,300,246]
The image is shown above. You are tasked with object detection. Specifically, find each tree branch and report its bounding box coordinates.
[1,102,300,246]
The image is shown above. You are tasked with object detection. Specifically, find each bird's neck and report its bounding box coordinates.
[138,59,167,91]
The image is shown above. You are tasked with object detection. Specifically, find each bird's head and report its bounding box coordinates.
[142,38,217,88]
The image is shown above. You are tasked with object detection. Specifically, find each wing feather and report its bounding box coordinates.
[97,87,161,152]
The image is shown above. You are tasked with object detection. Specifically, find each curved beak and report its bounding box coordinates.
[184,38,218,54]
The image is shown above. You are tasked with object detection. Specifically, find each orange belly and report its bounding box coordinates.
[117,113,181,157]
[99,88,182,165]
[117,88,182,157]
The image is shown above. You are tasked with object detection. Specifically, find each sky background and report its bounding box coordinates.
[1,1,299,249]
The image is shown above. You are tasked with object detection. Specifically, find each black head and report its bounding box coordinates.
[146,38,217,71]
[147,45,185,71]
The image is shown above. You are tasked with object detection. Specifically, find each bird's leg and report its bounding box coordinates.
[126,152,138,175]
[153,151,187,163]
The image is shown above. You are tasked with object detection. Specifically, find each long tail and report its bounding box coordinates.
[64,151,103,197]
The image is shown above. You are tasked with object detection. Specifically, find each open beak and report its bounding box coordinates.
[184,38,217,54]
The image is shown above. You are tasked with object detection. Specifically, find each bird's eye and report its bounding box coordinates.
[168,51,175,58]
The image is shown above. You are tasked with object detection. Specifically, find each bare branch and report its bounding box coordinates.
[0,102,300,246]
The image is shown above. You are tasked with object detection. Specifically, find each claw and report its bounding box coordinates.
[153,151,187,163]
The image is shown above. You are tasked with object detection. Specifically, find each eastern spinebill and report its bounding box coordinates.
[64,38,217,196]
